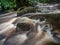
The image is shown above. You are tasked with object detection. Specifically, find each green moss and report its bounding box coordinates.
[17,7,36,16]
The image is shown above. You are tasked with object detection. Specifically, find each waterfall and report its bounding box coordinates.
[34,2,58,13]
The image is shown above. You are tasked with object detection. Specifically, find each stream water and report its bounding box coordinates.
[0,2,60,45]
[34,2,60,13]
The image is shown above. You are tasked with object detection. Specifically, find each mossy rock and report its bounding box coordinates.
[17,7,36,16]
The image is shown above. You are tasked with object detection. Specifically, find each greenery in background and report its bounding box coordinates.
[0,0,16,11]
[16,0,31,8]
[0,0,60,11]
[16,0,48,9]
[16,0,49,8]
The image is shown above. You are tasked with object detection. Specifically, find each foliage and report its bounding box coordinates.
[16,0,48,8]
[16,0,31,8]
[0,0,16,10]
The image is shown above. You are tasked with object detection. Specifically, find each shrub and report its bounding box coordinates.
[0,0,16,10]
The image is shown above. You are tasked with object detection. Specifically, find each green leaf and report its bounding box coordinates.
[0,0,16,10]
